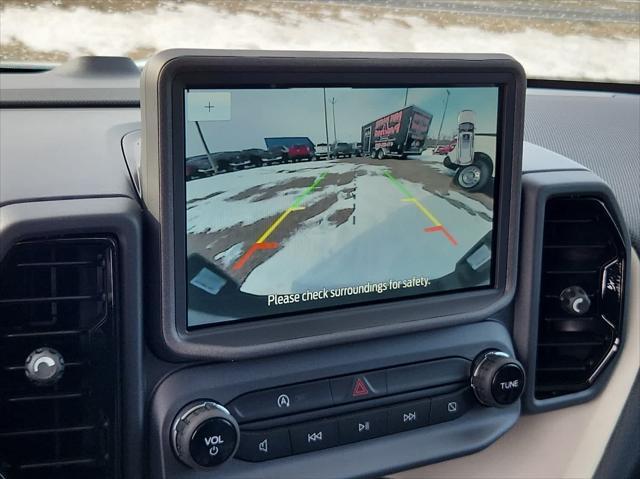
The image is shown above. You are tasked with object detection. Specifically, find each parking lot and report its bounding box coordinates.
[187,152,493,295]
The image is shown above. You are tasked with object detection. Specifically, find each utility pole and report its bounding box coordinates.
[323,89,330,153]
[433,89,450,153]
[194,121,218,172]
[330,97,337,147]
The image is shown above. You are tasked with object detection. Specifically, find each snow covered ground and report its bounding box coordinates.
[187,161,355,233]
[1,1,638,82]
[262,172,489,293]
[187,158,492,296]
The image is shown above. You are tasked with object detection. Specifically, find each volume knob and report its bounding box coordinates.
[172,401,239,469]
[471,350,525,407]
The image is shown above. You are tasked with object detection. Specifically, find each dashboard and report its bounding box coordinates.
[0,51,638,479]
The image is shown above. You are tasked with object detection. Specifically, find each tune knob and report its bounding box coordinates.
[172,401,239,469]
[471,350,525,407]
[560,285,591,315]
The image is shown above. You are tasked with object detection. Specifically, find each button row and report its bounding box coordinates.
[228,358,469,423]
[236,388,474,462]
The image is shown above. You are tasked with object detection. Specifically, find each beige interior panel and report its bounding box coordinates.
[392,251,640,479]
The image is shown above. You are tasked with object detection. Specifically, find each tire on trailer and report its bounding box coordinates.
[375,149,385,160]
[474,152,493,175]
[454,152,493,192]
[443,155,457,170]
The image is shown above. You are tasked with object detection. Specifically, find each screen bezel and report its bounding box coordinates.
[181,84,502,328]
[143,51,525,360]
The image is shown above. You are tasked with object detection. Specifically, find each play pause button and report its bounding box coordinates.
[388,400,430,433]
[338,410,387,444]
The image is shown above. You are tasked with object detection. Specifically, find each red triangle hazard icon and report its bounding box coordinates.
[352,378,369,397]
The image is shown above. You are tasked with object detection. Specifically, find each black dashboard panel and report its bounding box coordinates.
[524,90,640,249]
[0,54,637,479]
[0,197,144,479]
[0,108,140,206]
[149,321,520,479]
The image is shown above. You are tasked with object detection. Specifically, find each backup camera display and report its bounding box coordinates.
[185,87,499,327]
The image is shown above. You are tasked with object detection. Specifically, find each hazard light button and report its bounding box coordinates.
[330,372,387,404]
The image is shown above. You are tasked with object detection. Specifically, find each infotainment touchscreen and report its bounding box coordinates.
[185,86,500,327]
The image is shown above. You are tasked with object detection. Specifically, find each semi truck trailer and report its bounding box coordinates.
[361,105,432,160]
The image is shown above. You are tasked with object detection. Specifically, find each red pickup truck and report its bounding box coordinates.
[287,144,315,162]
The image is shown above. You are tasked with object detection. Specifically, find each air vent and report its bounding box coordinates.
[535,197,625,399]
[0,238,119,478]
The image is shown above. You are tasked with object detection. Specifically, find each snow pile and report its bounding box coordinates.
[1,2,638,82]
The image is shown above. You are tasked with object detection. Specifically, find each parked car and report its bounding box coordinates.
[434,140,456,155]
[269,145,289,162]
[334,142,353,158]
[243,147,286,167]
[287,143,316,162]
[264,137,316,162]
[211,150,252,172]
[315,143,331,159]
[185,154,215,180]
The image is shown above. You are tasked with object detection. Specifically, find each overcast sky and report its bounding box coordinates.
[185,87,498,156]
